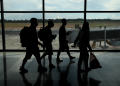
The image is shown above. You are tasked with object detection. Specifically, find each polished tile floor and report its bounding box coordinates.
[0,52,120,86]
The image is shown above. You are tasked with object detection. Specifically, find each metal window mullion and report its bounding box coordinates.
[3,11,120,13]
[1,0,5,51]
[84,0,87,22]
[86,11,120,13]
[43,0,45,28]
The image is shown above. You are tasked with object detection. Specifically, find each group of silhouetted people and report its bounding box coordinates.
[19,18,92,73]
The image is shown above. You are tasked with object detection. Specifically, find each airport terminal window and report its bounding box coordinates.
[86,13,120,50]
[86,13,120,29]
[3,0,42,11]
[4,13,43,49]
[87,0,120,11]
[1,0,120,51]
[45,0,84,11]
[45,13,84,50]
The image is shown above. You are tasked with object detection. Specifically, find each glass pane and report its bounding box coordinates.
[4,13,43,49]
[45,0,84,11]
[87,13,120,50]
[45,13,84,50]
[3,0,42,11]
[87,0,120,11]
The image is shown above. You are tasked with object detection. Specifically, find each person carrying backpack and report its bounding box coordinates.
[19,18,47,73]
[72,22,92,73]
[40,20,57,68]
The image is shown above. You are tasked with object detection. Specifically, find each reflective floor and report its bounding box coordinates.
[0,52,120,86]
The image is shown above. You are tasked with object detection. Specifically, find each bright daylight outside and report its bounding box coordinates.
[1,0,120,50]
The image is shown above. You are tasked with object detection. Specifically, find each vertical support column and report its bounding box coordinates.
[42,0,45,66]
[42,0,45,85]
[43,0,45,28]
[83,0,87,69]
[104,26,106,49]
[84,0,87,22]
[1,0,6,50]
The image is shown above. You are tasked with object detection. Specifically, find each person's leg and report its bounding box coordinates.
[57,43,63,62]
[33,46,47,72]
[66,48,75,60]
[48,55,55,68]
[20,51,32,72]
[57,49,61,59]
[21,52,32,68]
[84,51,90,70]
[46,43,55,68]
[57,49,63,62]
[78,52,84,69]
[40,52,47,60]
[64,43,75,60]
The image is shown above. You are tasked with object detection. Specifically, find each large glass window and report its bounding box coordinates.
[3,0,42,11]
[87,13,120,29]
[4,13,43,49]
[1,0,120,51]
[45,13,84,49]
[45,0,84,11]
[87,0,120,11]
[87,13,120,50]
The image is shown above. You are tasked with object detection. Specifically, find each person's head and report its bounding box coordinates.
[30,18,38,27]
[61,19,67,25]
[48,20,54,27]
[82,21,89,32]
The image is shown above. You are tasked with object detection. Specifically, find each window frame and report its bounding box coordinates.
[1,0,120,52]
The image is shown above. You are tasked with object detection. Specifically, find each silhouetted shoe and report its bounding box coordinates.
[38,66,47,72]
[70,56,75,60]
[19,66,28,73]
[49,64,55,68]
[77,69,85,73]
[56,58,63,62]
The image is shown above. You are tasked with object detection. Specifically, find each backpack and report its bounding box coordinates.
[38,27,44,41]
[19,26,30,47]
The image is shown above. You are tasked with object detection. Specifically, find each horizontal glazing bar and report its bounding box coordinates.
[0,50,120,52]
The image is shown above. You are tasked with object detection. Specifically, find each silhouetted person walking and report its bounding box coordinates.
[40,20,57,68]
[57,19,75,62]
[19,18,47,73]
[73,22,92,72]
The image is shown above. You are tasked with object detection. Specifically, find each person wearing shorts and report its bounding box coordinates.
[40,20,56,68]
[57,19,75,62]
[19,18,47,73]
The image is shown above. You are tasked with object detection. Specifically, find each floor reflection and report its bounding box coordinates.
[89,77,101,86]
[57,61,75,86]
[1,52,107,86]
[77,72,101,86]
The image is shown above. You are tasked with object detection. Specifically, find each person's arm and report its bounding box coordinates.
[87,36,92,52]
[88,43,92,53]
[72,30,81,47]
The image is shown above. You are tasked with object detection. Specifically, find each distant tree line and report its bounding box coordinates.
[0,18,120,23]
